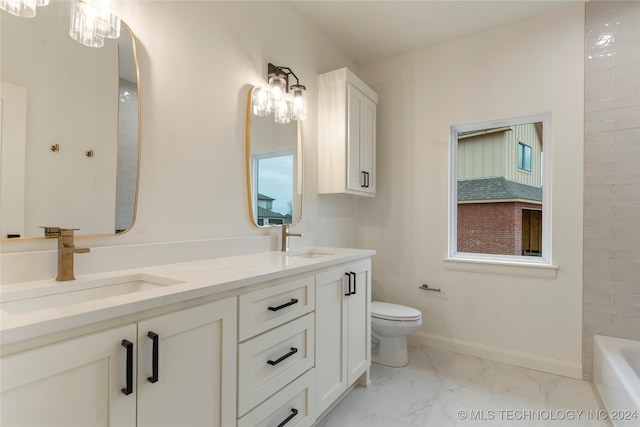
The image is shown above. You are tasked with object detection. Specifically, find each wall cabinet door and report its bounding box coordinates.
[315,259,371,417]
[347,84,376,196]
[137,297,237,427]
[1,324,137,426]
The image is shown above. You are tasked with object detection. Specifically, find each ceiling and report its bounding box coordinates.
[289,0,580,64]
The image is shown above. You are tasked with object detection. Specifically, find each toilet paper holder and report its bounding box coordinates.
[419,283,441,292]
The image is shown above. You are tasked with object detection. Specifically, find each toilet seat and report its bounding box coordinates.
[371,301,422,322]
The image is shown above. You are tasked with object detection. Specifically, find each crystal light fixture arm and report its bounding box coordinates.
[268,63,302,89]
[253,63,306,123]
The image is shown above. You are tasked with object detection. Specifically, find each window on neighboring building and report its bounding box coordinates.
[450,112,551,265]
[518,141,532,172]
[252,151,294,226]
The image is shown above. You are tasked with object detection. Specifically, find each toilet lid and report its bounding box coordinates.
[371,301,422,321]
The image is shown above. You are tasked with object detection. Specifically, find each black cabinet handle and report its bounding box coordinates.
[277,408,299,427]
[365,172,370,188]
[121,339,133,395]
[344,272,352,296]
[267,347,298,366]
[268,298,299,312]
[147,331,159,384]
[350,272,357,295]
[361,171,367,188]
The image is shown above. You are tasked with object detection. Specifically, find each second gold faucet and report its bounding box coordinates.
[281,224,303,252]
[50,228,90,281]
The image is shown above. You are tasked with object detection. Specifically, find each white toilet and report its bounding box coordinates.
[371,301,422,367]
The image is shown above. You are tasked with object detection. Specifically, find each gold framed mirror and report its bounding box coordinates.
[246,87,303,228]
[1,1,140,239]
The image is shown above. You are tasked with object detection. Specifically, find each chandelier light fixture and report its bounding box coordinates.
[1,0,120,48]
[0,0,48,18]
[252,63,306,124]
[69,0,121,48]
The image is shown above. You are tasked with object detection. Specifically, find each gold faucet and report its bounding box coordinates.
[281,224,303,252]
[54,228,90,281]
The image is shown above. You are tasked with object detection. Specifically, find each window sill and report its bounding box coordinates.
[444,256,558,279]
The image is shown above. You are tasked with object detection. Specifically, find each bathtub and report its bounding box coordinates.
[593,335,640,427]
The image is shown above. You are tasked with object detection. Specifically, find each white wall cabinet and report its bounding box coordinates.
[1,297,236,427]
[315,258,371,415]
[318,68,378,197]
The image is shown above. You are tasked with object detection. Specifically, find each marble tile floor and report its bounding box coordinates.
[317,344,608,427]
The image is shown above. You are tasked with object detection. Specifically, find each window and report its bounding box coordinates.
[449,112,551,265]
[252,151,294,226]
[518,142,532,172]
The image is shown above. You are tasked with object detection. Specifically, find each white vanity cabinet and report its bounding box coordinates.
[0,249,375,427]
[315,258,371,415]
[318,67,378,197]
[0,297,237,427]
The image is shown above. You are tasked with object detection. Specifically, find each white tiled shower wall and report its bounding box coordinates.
[583,0,640,380]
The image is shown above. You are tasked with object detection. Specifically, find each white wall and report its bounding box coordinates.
[357,4,585,377]
[1,1,359,283]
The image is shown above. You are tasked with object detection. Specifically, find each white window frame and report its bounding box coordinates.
[448,112,553,267]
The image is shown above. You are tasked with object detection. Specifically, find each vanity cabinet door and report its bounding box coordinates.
[0,324,137,426]
[315,260,372,417]
[136,297,237,427]
[346,259,371,384]
[315,266,349,415]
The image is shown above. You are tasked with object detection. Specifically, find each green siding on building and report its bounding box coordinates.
[457,123,542,187]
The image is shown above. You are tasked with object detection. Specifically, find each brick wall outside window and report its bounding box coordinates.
[457,202,541,256]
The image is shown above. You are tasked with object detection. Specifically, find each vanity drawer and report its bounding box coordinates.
[238,313,315,416]
[239,275,314,341]
[238,369,315,427]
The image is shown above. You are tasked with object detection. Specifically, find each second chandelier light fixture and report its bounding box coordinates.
[252,63,306,124]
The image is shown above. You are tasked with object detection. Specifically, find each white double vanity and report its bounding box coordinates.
[0,247,374,427]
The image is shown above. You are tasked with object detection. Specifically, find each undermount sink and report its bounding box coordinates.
[281,248,338,259]
[0,274,183,315]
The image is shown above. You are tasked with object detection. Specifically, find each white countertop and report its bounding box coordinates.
[0,247,375,345]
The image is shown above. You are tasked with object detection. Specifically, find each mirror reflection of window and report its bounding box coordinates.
[254,152,293,226]
[453,116,548,259]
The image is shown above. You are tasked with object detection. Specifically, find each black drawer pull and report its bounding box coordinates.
[147,331,159,383]
[121,339,133,395]
[268,298,299,312]
[267,347,298,366]
[345,272,352,296]
[277,408,299,427]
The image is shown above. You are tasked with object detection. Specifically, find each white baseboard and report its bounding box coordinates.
[409,331,583,380]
